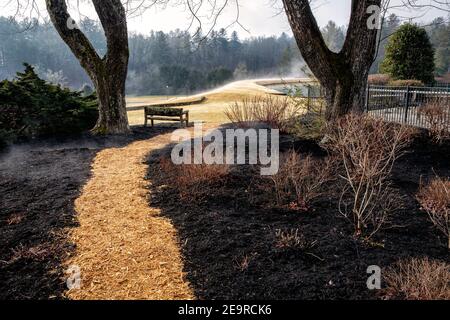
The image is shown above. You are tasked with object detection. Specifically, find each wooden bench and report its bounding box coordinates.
[144,106,189,127]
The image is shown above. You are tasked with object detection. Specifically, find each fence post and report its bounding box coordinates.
[307,85,311,112]
[365,84,370,113]
[404,86,411,124]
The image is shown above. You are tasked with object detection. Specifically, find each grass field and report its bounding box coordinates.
[126,100,233,125]
[126,79,307,126]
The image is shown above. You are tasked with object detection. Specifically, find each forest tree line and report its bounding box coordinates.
[0,14,448,95]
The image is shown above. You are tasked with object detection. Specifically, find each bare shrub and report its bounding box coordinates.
[9,244,50,263]
[270,150,333,211]
[326,114,413,237]
[274,228,316,250]
[225,96,303,134]
[289,109,326,140]
[234,253,257,272]
[224,100,254,125]
[159,157,229,201]
[384,257,450,300]
[418,100,450,143]
[5,213,25,225]
[388,79,424,87]
[368,74,391,86]
[177,164,229,193]
[417,176,450,249]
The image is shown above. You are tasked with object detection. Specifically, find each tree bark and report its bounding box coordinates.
[45,0,130,134]
[282,0,381,120]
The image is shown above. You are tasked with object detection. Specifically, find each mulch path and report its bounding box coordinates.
[0,128,181,299]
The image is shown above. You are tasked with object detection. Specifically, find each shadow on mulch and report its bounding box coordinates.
[0,126,174,300]
[146,131,450,300]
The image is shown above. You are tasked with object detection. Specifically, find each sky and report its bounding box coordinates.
[126,0,350,37]
[1,0,448,38]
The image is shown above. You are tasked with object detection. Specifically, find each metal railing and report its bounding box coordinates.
[365,85,450,130]
[283,83,449,132]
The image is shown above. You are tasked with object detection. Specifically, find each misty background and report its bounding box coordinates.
[0,0,449,95]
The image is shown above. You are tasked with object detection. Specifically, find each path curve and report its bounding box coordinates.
[66,132,194,300]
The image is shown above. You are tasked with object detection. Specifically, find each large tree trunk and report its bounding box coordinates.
[282,0,380,120]
[93,71,129,134]
[45,0,130,134]
[322,67,370,120]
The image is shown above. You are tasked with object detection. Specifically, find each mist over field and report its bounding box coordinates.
[1,15,448,97]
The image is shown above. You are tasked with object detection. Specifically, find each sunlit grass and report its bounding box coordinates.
[127,101,231,126]
[125,79,306,126]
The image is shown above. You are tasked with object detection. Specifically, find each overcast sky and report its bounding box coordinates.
[1,0,448,37]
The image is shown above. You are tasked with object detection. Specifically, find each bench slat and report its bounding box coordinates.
[146,117,185,121]
[145,106,184,116]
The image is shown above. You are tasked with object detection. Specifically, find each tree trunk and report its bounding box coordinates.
[322,68,370,120]
[45,0,130,134]
[282,0,380,120]
[93,73,129,134]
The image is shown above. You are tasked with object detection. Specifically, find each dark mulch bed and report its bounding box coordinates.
[0,127,172,299]
[146,134,450,300]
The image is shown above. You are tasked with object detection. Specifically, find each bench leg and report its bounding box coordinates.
[186,113,190,127]
[151,118,154,127]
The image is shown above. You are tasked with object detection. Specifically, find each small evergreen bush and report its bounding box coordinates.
[0,64,98,146]
[381,24,435,85]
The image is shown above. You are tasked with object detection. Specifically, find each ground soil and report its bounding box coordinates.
[0,128,171,299]
[146,133,450,300]
[1,126,448,300]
